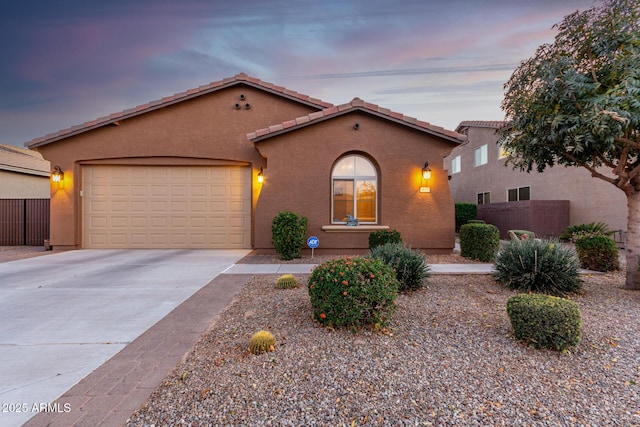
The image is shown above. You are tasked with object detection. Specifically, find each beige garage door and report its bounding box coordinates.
[82,165,251,249]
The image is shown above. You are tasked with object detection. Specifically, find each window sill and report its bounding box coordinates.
[322,225,390,233]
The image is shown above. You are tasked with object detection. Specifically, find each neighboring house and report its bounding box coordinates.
[0,143,51,245]
[27,73,465,252]
[0,143,50,198]
[444,120,627,236]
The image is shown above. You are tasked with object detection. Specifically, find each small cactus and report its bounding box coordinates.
[249,330,276,355]
[275,274,298,289]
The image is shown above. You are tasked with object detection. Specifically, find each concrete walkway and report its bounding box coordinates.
[223,262,496,275]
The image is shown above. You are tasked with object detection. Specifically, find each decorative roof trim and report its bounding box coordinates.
[248,97,466,144]
[26,73,333,148]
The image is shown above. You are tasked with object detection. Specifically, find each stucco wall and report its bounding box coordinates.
[34,85,321,249]
[0,171,50,198]
[254,112,458,251]
[444,125,627,232]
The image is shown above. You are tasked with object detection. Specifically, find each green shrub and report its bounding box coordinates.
[459,223,500,262]
[308,257,398,330]
[275,274,298,289]
[506,294,582,351]
[455,202,477,232]
[467,219,486,224]
[574,235,619,272]
[369,243,430,292]
[560,221,613,241]
[368,229,402,249]
[272,211,308,260]
[494,239,582,297]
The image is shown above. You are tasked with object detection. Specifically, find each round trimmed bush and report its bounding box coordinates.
[308,257,399,330]
[459,223,500,262]
[506,293,582,351]
[368,243,430,292]
[494,239,582,297]
[574,235,619,272]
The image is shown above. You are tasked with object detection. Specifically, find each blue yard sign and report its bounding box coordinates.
[307,236,319,258]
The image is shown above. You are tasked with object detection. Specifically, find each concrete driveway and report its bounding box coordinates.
[0,249,249,427]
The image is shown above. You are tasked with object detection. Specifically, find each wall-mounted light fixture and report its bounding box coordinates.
[422,161,432,180]
[257,167,264,183]
[420,161,432,193]
[51,165,64,183]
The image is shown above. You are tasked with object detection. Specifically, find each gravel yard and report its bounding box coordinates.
[126,262,640,426]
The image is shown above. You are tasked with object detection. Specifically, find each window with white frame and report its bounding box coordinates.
[332,155,377,224]
[451,155,461,174]
[475,145,488,166]
[508,186,530,201]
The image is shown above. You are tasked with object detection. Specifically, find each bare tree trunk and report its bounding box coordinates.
[625,190,640,289]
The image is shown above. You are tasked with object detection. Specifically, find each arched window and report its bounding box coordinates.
[332,154,377,224]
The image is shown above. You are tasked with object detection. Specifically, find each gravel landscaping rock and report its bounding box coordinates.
[126,269,640,426]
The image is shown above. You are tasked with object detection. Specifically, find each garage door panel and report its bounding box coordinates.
[83,165,251,249]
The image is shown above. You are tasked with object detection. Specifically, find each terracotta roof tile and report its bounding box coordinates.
[249,98,466,145]
[308,111,324,120]
[268,123,284,133]
[255,128,270,137]
[455,120,507,132]
[27,73,333,148]
[323,106,339,115]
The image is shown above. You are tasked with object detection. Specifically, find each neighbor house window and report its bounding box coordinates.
[451,155,461,174]
[477,192,490,204]
[332,155,377,224]
[508,186,531,201]
[475,145,488,166]
[498,145,509,159]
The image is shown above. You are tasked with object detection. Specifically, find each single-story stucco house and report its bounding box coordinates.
[26,73,465,253]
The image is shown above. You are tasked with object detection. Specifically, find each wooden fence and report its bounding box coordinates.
[0,199,50,246]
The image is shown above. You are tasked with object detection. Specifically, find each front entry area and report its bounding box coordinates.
[82,165,251,248]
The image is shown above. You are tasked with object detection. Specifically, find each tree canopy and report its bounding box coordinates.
[500,0,640,289]
[500,0,640,196]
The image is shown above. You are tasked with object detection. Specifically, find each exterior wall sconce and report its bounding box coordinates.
[420,161,431,193]
[51,165,64,182]
[257,167,264,183]
[422,161,432,180]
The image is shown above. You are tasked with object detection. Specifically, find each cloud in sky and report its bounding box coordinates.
[0,0,596,146]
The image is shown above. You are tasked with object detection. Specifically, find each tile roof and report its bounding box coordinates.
[455,120,508,132]
[0,143,50,176]
[26,73,333,148]
[248,97,466,144]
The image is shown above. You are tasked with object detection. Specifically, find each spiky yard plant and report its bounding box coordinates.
[494,238,582,297]
[368,243,430,292]
[275,274,298,289]
[249,330,276,355]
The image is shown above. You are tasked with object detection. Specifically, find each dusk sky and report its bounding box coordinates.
[1,0,597,147]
